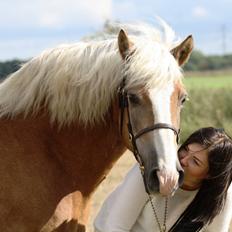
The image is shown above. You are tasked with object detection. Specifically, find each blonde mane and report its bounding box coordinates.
[0,21,183,126]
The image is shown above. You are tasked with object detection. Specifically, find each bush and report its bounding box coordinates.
[184,51,232,71]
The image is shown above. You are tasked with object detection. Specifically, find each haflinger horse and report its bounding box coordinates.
[0,21,193,232]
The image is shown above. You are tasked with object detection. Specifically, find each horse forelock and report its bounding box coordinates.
[0,22,183,127]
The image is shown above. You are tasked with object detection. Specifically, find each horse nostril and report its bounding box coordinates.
[178,169,184,186]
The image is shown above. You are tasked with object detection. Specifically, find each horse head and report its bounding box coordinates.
[117,29,193,196]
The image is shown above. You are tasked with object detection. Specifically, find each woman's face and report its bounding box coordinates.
[178,143,209,188]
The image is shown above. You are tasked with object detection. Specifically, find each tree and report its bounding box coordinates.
[0,59,26,80]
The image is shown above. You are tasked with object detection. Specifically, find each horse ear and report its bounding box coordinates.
[118,29,132,59]
[171,35,194,66]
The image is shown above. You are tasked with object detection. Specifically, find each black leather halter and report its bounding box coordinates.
[118,78,180,190]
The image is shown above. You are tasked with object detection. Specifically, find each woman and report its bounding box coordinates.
[94,127,232,232]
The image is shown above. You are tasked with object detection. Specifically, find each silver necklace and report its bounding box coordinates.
[148,194,168,232]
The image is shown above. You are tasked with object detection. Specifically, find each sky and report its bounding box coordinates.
[0,0,232,61]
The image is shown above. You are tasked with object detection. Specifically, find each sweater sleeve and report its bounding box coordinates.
[94,164,149,232]
[203,184,232,232]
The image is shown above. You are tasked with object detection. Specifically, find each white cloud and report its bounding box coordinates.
[113,1,138,20]
[0,0,113,60]
[192,6,209,18]
[0,0,113,29]
[38,0,113,28]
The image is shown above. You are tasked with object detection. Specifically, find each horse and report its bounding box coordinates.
[0,22,193,231]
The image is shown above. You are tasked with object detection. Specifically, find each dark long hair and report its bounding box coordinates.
[170,127,232,231]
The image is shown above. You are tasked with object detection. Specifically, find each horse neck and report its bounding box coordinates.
[49,107,126,195]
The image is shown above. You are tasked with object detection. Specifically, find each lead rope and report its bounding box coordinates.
[148,194,168,232]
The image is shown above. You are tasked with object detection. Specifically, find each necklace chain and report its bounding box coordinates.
[148,194,168,232]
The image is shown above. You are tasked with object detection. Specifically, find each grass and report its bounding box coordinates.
[179,75,232,141]
[184,75,232,89]
[88,151,136,232]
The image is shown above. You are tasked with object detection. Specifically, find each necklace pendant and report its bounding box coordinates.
[162,225,166,232]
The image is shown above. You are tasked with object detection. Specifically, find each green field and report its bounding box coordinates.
[180,75,232,141]
[184,75,232,89]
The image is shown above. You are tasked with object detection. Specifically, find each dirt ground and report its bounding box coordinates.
[87,150,232,232]
[87,150,135,232]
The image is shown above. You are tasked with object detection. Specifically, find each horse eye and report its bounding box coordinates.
[128,94,140,105]
[180,95,188,106]
[181,97,186,105]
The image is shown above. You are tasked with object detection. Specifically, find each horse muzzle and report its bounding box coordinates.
[147,166,184,196]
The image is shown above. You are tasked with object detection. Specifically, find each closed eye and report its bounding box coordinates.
[193,159,200,166]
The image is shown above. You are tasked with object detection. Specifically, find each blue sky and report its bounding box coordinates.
[0,0,232,60]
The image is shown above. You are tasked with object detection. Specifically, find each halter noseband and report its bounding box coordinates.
[118,78,180,193]
[134,123,180,141]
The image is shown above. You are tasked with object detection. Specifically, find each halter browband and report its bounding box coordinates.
[118,78,180,193]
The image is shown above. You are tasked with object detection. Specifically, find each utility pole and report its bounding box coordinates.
[221,24,227,55]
